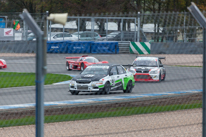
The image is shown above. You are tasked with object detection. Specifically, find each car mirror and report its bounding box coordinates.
[159,64,163,67]
[53,36,57,39]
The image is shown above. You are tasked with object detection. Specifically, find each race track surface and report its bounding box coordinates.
[0,54,202,106]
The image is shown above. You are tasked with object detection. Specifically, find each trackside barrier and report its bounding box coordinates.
[68,41,92,53]
[130,42,151,54]
[47,41,119,54]
[47,41,70,53]
[91,41,119,54]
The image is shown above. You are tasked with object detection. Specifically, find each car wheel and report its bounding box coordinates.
[81,63,84,71]
[103,82,110,94]
[66,62,72,71]
[162,73,166,81]
[123,80,133,93]
[158,73,161,83]
[70,91,79,95]
[70,91,75,95]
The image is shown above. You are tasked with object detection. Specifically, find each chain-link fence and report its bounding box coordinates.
[0,11,205,42]
[0,10,204,137]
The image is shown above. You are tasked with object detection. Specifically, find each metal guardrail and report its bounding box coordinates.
[118,41,130,54]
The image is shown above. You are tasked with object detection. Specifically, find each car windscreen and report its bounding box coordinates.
[72,32,82,36]
[48,33,59,37]
[81,66,109,75]
[133,60,158,67]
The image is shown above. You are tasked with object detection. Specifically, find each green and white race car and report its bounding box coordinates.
[69,63,135,95]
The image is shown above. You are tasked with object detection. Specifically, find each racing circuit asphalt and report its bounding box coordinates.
[0,54,202,106]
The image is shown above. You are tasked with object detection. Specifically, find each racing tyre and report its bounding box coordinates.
[162,73,166,81]
[81,63,84,71]
[66,62,72,71]
[158,73,161,83]
[70,91,75,95]
[70,91,79,95]
[123,80,133,93]
[103,82,111,94]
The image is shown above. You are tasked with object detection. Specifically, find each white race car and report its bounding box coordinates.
[69,63,135,95]
[128,57,166,82]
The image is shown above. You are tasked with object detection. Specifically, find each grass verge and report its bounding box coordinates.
[0,102,202,127]
[0,72,72,88]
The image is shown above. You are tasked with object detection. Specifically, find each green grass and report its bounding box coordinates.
[0,102,202,127]
[0,72,72,88]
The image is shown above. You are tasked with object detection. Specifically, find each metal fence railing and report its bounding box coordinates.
[0,11,205,42]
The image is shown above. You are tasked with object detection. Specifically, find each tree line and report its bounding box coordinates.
[0,0,205,14]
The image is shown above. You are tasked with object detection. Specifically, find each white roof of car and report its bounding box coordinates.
[135,57,158,61]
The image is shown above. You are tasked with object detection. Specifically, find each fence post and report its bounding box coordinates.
[203,28,206,137]
[137,12,140,42]
[19,9,45,137]
[183,12,187,42]
[188,2,206,137]
[46,11,49,39]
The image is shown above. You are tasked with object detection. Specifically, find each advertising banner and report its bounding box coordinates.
[4,28,13,36]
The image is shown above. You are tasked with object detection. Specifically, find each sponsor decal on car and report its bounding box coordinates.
[84,74,95,77]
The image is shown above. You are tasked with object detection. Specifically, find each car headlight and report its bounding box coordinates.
[129,67,136,75]
[70,80,75,86]
[91,81,103,87]
[150,70,158,74]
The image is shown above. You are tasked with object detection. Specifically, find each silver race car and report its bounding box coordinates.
[128,57,166,82]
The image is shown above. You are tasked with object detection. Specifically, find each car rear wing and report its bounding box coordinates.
[158,57,165,60]
[65,57,81,59]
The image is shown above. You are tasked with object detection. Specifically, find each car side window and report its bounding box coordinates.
[81,33,86,37]
[56,34,63,38]
[110,66,118,75]
[84,58,94,63]
[95,33,98,37]
[87,32,92,37]
[117,66,126,74]
[93,58,99,63]
[64,34,72,37]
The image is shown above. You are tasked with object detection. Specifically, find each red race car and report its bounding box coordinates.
[65,55,108,71]
[0,59,7,69]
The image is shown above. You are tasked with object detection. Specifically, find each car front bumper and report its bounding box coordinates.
[134,73,159,82]
[0,65,7,68]
[69,84,104,92]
